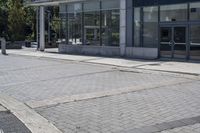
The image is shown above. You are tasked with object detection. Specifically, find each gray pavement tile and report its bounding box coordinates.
[191,116,200,123]
[181,118,198,125]
[167,120,187,129]
[0,112,31,133]
[159,123,200,133]
[36,80,200,133]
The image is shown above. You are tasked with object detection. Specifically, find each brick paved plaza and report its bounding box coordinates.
[0,52,200,133]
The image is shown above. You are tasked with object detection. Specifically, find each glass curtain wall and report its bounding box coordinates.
[134,8,141,47]
[160,4,187,22]
[68,3,82,45]
[84,1,101,46]
[133,7,158,48]
[101,0,120,46]
[59,0,120,46]
[190,3,200,20]
[59,4,68,43]
[190,3,200,59]
[143,6,158,48]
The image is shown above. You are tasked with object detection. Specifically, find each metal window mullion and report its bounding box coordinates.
[187,3,190,60]
[100,1,103,46]
[81,3,85,45]
[66,5,69,45]
[132,6,135,47]
[158,5,161,58]
[140,7,143,47]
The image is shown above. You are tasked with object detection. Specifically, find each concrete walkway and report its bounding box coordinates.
[1,51,200,133]
[7,48,200,75]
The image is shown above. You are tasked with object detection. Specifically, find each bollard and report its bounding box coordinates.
[0,38,6,55]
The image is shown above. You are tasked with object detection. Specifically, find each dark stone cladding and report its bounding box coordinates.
[134,0,200,7]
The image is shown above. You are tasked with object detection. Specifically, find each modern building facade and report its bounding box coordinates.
[26,0,200,60]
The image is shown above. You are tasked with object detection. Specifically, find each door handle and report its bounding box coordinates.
[169,41,173,46]
[169,40,176,46]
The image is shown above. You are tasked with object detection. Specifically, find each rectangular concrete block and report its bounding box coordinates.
[125,47,158,59]
[59,44,120,57]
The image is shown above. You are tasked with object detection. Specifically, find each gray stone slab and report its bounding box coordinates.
[192,116,200,123]
[181,118,198,125]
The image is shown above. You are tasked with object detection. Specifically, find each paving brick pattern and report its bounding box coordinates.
[0,111,31,133]
[160,124,200,133]
[0,55,192,103]
[36,80,200,133]
[1,54,200,133]
[0,70,191,102]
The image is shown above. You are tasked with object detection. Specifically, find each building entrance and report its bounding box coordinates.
[160,25,188,59]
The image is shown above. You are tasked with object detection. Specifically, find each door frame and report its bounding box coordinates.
[159,23,189,60]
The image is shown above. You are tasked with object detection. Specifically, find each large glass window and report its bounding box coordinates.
[134,8,141,47]
[190,25,200,59]
[59,4,68,43]
[84,1,100,46]
[59,0,120,47]
[143,6,158,48]
[160,4,187,22]
[101,10,120,46]
[101,0,120,46]
[190,3,200,20]
[68,3,83,45]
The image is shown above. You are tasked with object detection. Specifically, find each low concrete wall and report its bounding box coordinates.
[125,47,158,59]
[59,44,158,59]
[59,44,120,57]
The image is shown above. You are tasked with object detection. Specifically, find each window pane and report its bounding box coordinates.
[84,11,100,46]
[68,3,82,13]
[160,4,187,22]
[83,1,100,12]
[101,0,120,10]
[190,3,200,20]
[59,4,68,43]
[60,4,67,13]
[101,9,120,46]
[134,8,141,47]
[190,25,200,59]
[68,12,82,45]
[143,6,158,48]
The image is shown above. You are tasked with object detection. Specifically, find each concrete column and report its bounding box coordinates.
[120,0,126,56]
[126,0,133,47]
[36,8,39,50]
[39,6,45,51]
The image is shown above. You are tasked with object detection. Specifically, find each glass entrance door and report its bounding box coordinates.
[160,26,187,59]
